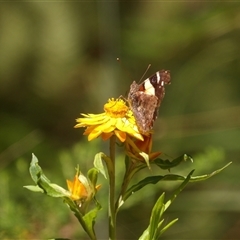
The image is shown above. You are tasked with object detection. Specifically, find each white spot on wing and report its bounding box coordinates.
[144,79,155,95]
[156,71,161,83]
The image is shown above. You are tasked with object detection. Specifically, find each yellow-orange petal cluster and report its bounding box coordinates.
[67,173,101,202]
[74,98,144,142]
[125,134,161,162]
[67,174,88,201]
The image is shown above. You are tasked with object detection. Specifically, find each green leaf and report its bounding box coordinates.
[158,218,178,236]
[29,154,49,183]
[138,228,149,240]
[139,171,194,240]
[64,196,101,240]
[49,238,70,240]
[139,193,166,240]
[82,202,102,237]
[123,176,165,201]
[123,162,231,203]
[154,154,193,170]
[28,154,100,240]
[123,172,192,202]
[148,193,166,239]
[46,183,71,198]
[165,170,195,211]
[23,185,44,193]
[188,162,232,182]
[27,154,70,198]
[49,238,71,240]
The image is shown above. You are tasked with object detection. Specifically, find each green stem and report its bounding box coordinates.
[115,161,133,212]
[109,135,116,240]
[65,199,96,240]
[115,161,144,212]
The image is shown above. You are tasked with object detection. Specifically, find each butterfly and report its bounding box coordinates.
[128,70,171,135]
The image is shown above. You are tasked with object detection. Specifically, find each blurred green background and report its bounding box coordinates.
[1,2,240,239]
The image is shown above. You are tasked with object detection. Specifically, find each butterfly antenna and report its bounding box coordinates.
[139,64,151,83]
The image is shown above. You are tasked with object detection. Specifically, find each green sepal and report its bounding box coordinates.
[94,152,109,179]
[139,151,150,169]
[88,167,99,189]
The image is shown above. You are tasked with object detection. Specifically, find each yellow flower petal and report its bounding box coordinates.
[67,175,88,201]
[114,130,127,142]
[101,132,114,141]
[88,129,102,141]
[67,172,101,202]
[75,98,144,142]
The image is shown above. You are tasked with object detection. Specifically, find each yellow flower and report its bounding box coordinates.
[74,98,144,142]
[67,174,88,201]
[66,172,101,202]
[125,134,161,162]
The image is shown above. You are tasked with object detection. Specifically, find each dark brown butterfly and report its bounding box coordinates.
[128,70,171,135]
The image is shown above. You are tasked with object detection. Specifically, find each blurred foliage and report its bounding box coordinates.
[0,1,240,239]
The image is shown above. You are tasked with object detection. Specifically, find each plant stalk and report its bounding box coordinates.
[108,135,116,240]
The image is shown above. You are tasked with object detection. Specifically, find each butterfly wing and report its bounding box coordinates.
[128,81,158,134]
[128,70,171,135]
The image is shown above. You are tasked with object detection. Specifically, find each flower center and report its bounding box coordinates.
[104,99,129,118]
